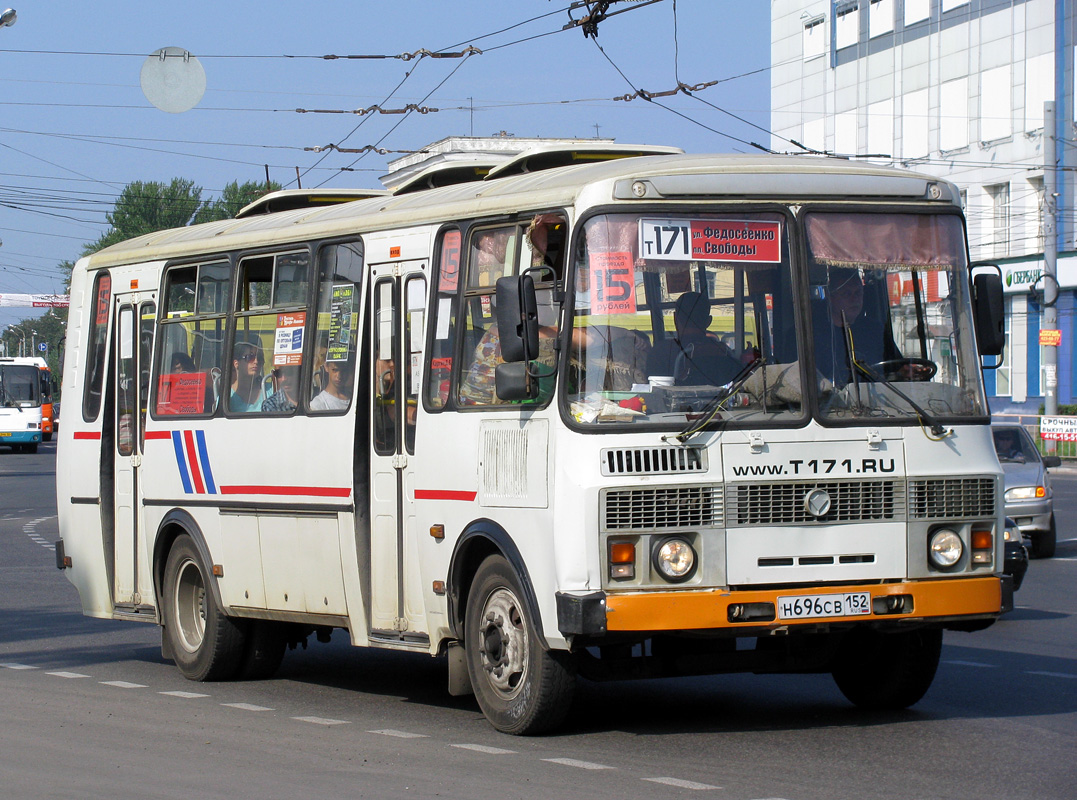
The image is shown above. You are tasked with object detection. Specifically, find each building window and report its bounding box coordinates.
[980,66,1012,142]
[869,0,893,38]
[994,297,1012,397]
[1028,177,1045,253]
[904,0,929,25]
[835,3,860,50]
[1025,53,1053,132]
[803,17,825,60]
[942,0,969,12]
[987,183,1011,259]
[901,89,929,159]
[939,77,969,151]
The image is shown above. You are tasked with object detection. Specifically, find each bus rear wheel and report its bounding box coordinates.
[831,627,942,710]
[162,534,247,681]
[464,555,576,735]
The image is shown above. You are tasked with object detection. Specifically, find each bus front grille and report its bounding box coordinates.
[725,479,902,526]
[602,485,722,531]
[600,446,706,476]
[908,477,996,519]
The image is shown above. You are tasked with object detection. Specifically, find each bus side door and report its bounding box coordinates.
[112,295,156,608]
[368,263,428,638]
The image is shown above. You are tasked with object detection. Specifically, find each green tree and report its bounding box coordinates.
[193,180,282,224]
[84,178,205,255]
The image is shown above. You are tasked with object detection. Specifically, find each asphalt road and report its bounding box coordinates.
[2,442,1076,799]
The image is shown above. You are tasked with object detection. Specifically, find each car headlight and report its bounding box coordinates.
[1005,486,1045,501]
[652,536,697,582]
[929,528,963,569]
[1003,521,1023,543]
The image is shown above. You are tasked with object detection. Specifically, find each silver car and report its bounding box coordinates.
[992,425,1061,558]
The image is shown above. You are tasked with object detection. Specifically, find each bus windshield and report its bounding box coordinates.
[0,364,42,408]
[566,210,985,428]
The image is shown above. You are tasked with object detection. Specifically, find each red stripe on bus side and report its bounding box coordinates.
[72,431,101,440]
[183,430,205,494]
[218,485,352,498]
[414,489,478,502]
[144,431,171,440]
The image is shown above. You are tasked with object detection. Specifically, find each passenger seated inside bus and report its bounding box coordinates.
[646,291,740,386]
[229,340,266,413]
[261,364,299,414]
[169,352,196,374]
[310,359,353,411]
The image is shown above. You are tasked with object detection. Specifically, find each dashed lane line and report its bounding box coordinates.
[543,757,615,770]
[450,744,517,755]
[293,716,350,726]
[369,729,428,739]
[45,671,90,679]
[1025,670,1077,679]
[643,777,721,790]
[942,660,997,668]
[101,680,147,689]
[0,663,37,670]
[159,690,210,698]
[221,702,274,712]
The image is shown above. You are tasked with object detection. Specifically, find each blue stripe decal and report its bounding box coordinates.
[196,430,216,494]
[171,431,193,494]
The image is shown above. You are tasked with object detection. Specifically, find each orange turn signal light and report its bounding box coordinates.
[971,530,993,550]
[610,543,635,563]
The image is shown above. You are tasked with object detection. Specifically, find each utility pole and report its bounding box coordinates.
[1043,101,1059,452]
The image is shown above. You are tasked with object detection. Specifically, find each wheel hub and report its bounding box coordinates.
[477,587,527,698]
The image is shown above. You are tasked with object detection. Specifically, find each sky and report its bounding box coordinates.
[0,0,772,332]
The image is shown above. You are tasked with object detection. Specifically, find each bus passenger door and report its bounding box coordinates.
[368,263,427,638]
[112,297,156,609]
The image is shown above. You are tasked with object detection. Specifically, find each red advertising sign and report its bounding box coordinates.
[1040,329,1062,346]
[156,373,206,416]
[589,251,638,315]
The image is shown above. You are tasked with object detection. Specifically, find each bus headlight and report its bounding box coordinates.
[652,536,697,582]
[928,528,963,569]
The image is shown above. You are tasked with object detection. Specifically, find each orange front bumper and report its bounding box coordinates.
[604,576,1002,632]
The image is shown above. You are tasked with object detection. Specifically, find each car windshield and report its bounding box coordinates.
[993,427,1039,463]
[0,365,41,408]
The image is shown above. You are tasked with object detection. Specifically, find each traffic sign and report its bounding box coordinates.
[38,342,47,352]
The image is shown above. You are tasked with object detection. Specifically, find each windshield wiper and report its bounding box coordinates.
[672,356,767,443]
[851,359,948,438]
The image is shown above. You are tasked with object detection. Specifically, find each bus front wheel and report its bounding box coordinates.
[464,555,576,735]
[831,627,942,710]
[162,534,247,681]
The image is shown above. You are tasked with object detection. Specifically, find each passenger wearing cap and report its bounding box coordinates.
[647,291,740,386]
[814,267,900,387]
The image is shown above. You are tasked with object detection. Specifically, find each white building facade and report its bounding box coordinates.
[771,0,1074,413]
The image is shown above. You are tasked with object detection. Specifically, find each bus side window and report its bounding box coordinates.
[425,228,460,411]
[153,262,229,418]
[458,225,517,406]
[82,271,112,422]
[310,242,362,414]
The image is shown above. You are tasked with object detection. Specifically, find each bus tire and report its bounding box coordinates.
[162,534,247,682]
[236,621,287,680]
[464,555,576,735]
[831,627,942,710]
[43,431,52,442]
[26,443,37,454]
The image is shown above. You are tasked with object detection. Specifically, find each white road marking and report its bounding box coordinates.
[943,660,996,668]
[368,729,428,739]
[450,743,517,755]
[221,702,273,712]
[1025,670,1077,679]
[543,757,614,770]
[101,680,146,689]
[46,671,90,679]
[159,690,210,698]
[292,716,350,726]
[643,777,721,790]
[0,663,37,670]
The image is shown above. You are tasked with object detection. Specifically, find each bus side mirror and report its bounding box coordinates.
[494,361,538,401]
[971,269,1005,357]
[495,274,539,364]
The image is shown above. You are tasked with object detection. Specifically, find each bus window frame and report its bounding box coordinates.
[82,269,112,423]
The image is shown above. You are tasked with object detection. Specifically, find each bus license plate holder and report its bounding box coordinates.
[776,591,871,620]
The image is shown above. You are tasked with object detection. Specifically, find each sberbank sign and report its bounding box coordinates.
[1005,267,1042,288]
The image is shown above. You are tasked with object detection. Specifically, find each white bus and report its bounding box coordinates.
[1,355,49,453]
[57,151,1008,734]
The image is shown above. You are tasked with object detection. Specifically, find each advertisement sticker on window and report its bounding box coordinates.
[589,251,638,315]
